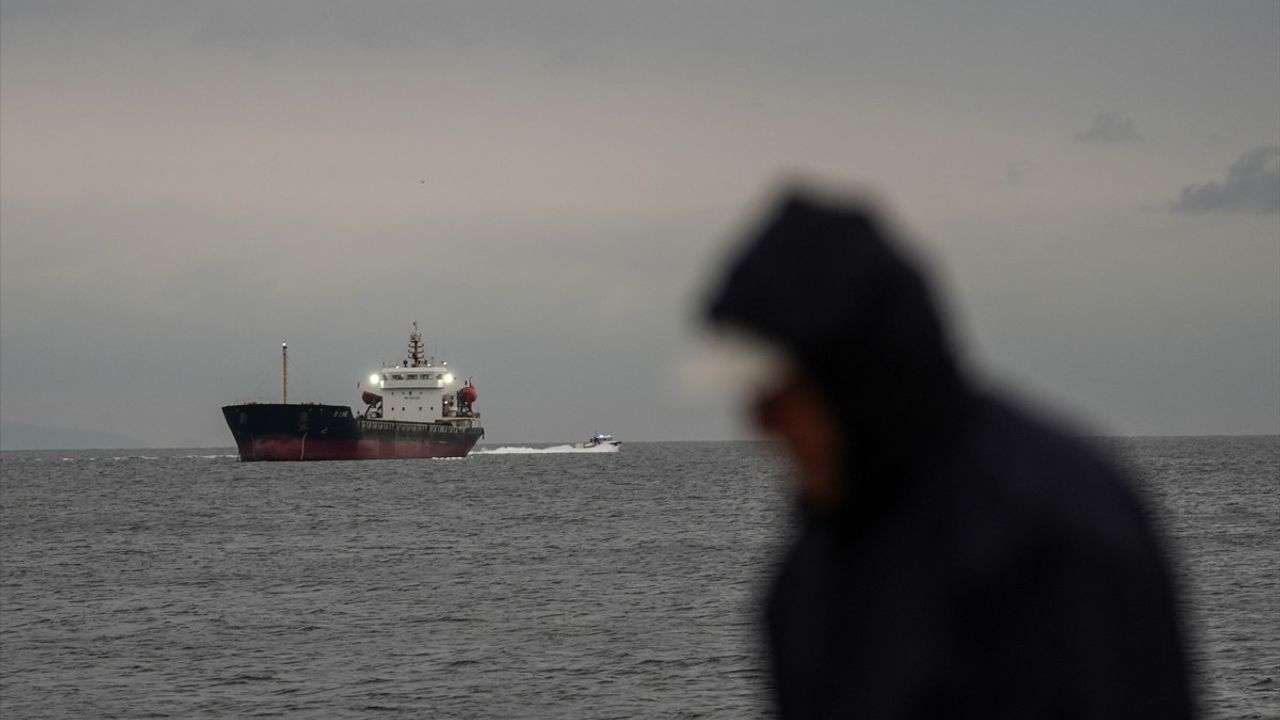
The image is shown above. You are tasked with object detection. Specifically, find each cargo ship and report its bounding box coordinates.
[222,324,484,461]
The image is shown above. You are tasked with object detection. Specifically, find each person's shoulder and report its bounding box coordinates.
[948,394,1158,565]
[961,393,1127,492]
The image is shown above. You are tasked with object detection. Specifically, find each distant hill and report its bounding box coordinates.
[0,422,146,451]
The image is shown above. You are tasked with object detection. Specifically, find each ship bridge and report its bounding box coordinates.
[361,323,479,426]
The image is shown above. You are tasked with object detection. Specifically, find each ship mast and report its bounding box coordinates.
[282,341,288,404]
[408,322,426,368]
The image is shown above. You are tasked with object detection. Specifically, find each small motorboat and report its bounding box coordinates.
[573,433,622,449]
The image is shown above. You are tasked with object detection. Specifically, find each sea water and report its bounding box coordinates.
[1,438,1276,718]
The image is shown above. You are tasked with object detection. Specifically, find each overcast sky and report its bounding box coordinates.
[2,1,1277,447]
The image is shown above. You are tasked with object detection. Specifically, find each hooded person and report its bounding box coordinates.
[703,190,1194,719]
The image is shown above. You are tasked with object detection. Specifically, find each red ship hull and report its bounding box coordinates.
[222,403,483,462]
[234,435,481,461]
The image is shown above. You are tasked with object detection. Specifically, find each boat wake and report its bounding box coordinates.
[475,444,620,455]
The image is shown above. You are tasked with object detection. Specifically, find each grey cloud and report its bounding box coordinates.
[1074,110,1143,144]
[1170,145,1280,215]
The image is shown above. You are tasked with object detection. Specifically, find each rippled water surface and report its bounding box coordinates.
[2,438,1276,718]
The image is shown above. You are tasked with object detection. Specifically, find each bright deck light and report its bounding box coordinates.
[369,374,380,386]
[444,373,454,384]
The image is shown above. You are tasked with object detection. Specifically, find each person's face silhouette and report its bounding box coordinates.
[754,376,843,512]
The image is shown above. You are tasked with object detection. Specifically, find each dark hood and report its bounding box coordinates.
[705,190,968,487]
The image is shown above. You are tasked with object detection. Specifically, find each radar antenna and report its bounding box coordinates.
[408,322,426,367]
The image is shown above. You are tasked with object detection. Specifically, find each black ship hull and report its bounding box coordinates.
[222,403,483,461]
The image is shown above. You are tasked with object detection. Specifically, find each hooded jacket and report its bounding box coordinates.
[706,192,1194,718]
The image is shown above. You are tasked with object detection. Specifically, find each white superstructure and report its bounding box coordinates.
[361,323,479,426]
[377,367,455,422]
